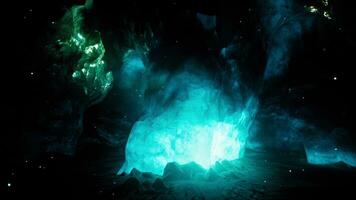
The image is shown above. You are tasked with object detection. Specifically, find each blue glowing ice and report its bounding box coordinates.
[305,135,356,167]
[261,0,313,79]
[120,72,257,175]
[306,148,356,167]
[119,49,147,89]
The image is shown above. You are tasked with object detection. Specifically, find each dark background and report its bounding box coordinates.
[6,0,356,199]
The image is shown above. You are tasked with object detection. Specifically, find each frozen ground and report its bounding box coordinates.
[10,148,355,200]
[99,149,356,200]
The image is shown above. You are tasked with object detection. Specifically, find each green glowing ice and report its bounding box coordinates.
[55,3,113,105]
[304,0,332,20]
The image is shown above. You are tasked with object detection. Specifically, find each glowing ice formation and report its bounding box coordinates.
[262,0,313,79]
[119,49,147,89]
[120,72,256,175]
[65,32,113,97]
[306,148,356,167]
[55,3,113,104]
[305,136,356,167]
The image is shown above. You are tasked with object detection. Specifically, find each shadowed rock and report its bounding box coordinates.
[152,178,168,192]
[163,162,207,181]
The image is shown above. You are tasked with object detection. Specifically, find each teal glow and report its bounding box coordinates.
[122,50,146,76]
[118,49,147,90]
[120,72,257,175]
[306,147,356,167]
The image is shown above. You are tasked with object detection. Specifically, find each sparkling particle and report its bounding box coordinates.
[334,147,338,151]
[306,5,318,13]
[322,0,329,6]
[8,183,11,187]
[323,11,332,19]
[333,76,337,81]
[305,4,332,20]
[288,169,292,173]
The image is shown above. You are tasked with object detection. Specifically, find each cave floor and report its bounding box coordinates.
[102,150,356,200]
[10,149,355,200]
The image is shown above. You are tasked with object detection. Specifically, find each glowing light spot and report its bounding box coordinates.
[72,71,81,78]
[77,33,84,40]
[210,123,241,165]
[323,11,332,20]
[84,43,99,55]
[306,6,318,13]
[305,3,332,20]
[322,0,329,7]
